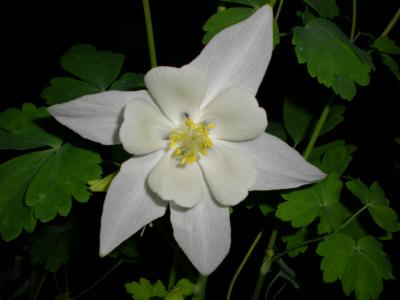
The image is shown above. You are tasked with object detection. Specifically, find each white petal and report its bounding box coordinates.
[144,66,208,125]
[199,142,256,206]
[189,5,274,107]
[147,152,204,208]
[170,187,230,275]
[48,90,151,145]
[100,151,167,256]
[120,99,173,155]
[232,133,326,190]
[200,88,267,141]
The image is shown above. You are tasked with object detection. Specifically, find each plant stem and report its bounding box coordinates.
[274,0,284,22]
[142,0,157,68]
[264,273,280,300]
[32,273,47,300]
[194,275,208,300]
[226,228,264,300]
[53,272,62,294]
[71,260,124,299]
[381,7,400,36]
[168,248,178,290]
[272,237,325,262]
[64,264,69,295]
[339,204,368,230]
[350,0,357,42]
[303,98,332,160]
[251,229,278,300]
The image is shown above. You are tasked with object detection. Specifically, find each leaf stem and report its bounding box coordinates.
[303,98,333,160]
[350,0,357,42]
[32,272,47,300]
[167,248,179,290]
[194,275,208,300]
[264,272,280,300]
[226,228,264,300]
[71,260,124,299]
[251,229,278,300]
[142,0,158,68]
[274,0,284,22]
[272,236,325,262]
[52,272,62,294]
[381,7,400,36]
[64,264,69,295]
[339,204,368,230]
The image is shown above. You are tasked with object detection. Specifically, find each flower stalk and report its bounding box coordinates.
[142,0,157,68]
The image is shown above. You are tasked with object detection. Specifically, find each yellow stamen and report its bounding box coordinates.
[168,117,215,165]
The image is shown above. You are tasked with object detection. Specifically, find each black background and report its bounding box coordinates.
[1,0,399,299]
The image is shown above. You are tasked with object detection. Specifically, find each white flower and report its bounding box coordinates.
[48,6,325,275]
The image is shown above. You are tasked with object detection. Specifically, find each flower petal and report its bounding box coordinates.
[144,66,208,125]
[200,88,267,141]
[189,5,274,107]
[199,142,256,206]
[100,151,167,256]
[120,99,173,155]
[48,90,151,145]
[232,133,326,190]
[147,152,204,208]
[170,188,230,275]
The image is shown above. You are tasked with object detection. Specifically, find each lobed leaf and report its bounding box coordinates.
[282,228,308,257]
[283,98,313,147]
[372,36,400,55]
[303,0,339,19]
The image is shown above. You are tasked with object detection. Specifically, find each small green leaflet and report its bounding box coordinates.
[372,36,400,55]
[303,0,339,19]
[379,54,400,81]
[282,228,308,257]
[30,225,72,272]
[319,104,345,136]
[276,173,350,234]
[316,234,393,300]
[283,98,313,147]
[0,103,61,150]
[293,18,373,100]
[125,278,167,300]
[346,179,400,232]
[221,0,267,7]
[202,8,255,44]
[41,44,144,105]
[0,104,102,240]
[165,279,195,300]
[88,172,117,192]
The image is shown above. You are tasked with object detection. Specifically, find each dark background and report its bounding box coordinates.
[1,0,399,299]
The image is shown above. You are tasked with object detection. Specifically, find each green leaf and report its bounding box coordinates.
[221,0,267,8]
[25,144,101,222]
[30,225,72,272]
[110,72,145,91]
[88,172,116,192]
[303,0,339,18]
[273,20,280,47]
[346,179,400,232]
[60,44,124,89]
[0,151,49,241]
[41,78,101,105]
[372,36,400,55]
[265,121,287,141]
[282,228,308,257]
[276,173,350,234]
[293,18,373,100]
[317,234,393,300]
[176,279,194,296]
[125,278,167,299]
[259,203,274,216]
[319,104,345,136]
[321,144,355,176]
[0,103,62,150]
[54,294,70,300]
[203,8,255,44]
[308,140,346,167]
[283,98,313,147]
[379,53,400,81]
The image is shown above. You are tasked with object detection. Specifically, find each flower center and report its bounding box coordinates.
[168,117,215,165]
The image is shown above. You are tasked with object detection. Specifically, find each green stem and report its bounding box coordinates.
[226,228,264,300]
[53,272,62,294]
[142,0,157,68]
[272,237,325,262]
[339,204,368,230]
[350,0,357,42]
[194,275,208,300]
[272,282,287,300]
[71,260,124,299]
[64,264,69,295]
[381,7,400,36]
[32,273,47,300]
[251,229,278,300]
[264,273,280,300]
[168,248,179,290]
[303,99,332,160]
[274,0,284,22]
